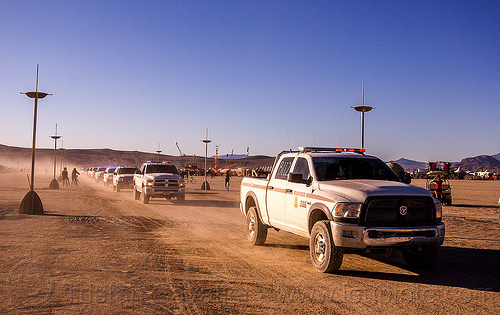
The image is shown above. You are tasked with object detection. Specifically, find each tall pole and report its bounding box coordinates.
[201,128,212,190]
[30,66,39,193]
[20,64,52,214]
[157,143,161,162]
[362,80,365,148]
[49,124,62,189]
[351,80,374,149]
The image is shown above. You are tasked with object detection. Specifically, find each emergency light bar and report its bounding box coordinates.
[298,147,366,154]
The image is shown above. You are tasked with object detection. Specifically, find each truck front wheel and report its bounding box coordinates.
[141,187,150,204]
[177,193,185,203]
[246,207,267,245]
[133,187,140,200]
[310,220,343,273]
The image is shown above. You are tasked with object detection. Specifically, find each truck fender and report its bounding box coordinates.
[243,191,260,216]
[307,203,333,234]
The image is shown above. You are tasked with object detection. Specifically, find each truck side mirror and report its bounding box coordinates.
[288,172,311,185]
[404,173,412,184]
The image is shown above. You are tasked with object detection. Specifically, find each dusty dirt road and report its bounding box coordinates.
[0,172,499,314]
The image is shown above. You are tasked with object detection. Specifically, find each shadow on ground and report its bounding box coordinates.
[340,246,500,292]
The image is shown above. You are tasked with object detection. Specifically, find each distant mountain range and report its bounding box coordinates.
[0,144,274,170]
[390,154,500,172]
[1,143,499,172]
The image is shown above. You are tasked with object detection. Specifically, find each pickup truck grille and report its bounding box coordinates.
[362,197,435,227]
[153,179,179,188]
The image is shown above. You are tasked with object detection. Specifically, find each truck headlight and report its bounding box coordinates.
[434,200,442,222]
[179,183,185,188]
[333,203,362,218]
[146,180,153,187]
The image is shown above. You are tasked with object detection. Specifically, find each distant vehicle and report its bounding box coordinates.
[133,161,185,204]
[94,166,107,182]
[113,166,138,192]
[103,166,116,186]
[87,167,97,177]
[425,162,453,205]
[241,147,445,273]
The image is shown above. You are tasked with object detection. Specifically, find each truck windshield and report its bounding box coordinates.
[146,165,179,174]
[118,168,137,174]
[313,157,400,182]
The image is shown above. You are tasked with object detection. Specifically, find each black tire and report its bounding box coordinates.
[177,193,185,202]
[246,207,267,245]
[310,220,343,273]
[402,245,438,269]
[141,187,149,204]
[133,187,140,200]
[116,184,121,192]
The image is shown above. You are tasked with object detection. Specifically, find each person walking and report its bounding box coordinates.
[435,176,443,200]
[225,170,231,191]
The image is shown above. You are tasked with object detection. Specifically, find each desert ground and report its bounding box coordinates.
[0,170,499,314]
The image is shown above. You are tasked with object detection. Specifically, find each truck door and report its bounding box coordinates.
[266,157,294,226]
[284,157,312,233]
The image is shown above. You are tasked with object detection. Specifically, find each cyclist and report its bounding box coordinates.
[71,168,80,186]
[62,167,70,187]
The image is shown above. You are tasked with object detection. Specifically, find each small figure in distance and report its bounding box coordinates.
[434,175,443,200]
[62,167,70,187]
[71,168,80,187]
[225,170,231,191]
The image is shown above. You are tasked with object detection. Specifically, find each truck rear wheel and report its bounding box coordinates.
[310,220,343,273]
[402,245,438,269]
[246,207,267,245]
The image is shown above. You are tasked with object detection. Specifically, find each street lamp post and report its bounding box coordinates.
[19,65,52,214]
[351,80,374,149]
[156,143,162,162]
[201,128,212,190]
[49,124,62,189]
[59,146,65,177]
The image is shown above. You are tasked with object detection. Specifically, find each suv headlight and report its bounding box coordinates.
[146,180,153,187]
[333,203,362,218]
[434,200,442,222]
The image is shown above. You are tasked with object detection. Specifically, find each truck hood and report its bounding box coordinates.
[144,173,182,181]
[317,180,432,203]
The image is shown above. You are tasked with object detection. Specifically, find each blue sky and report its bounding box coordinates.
[1,0,499,162]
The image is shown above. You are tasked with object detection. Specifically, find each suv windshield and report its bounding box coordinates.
[146,164,179,174]
[313,157,400,182]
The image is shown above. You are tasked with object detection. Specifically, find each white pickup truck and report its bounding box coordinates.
[240,147,445,273]
[133,161,185,204]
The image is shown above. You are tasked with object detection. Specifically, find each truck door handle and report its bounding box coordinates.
[285,189,293,193]
[269,186,274,190]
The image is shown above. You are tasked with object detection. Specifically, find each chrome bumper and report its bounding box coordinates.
[331,221,445,249]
